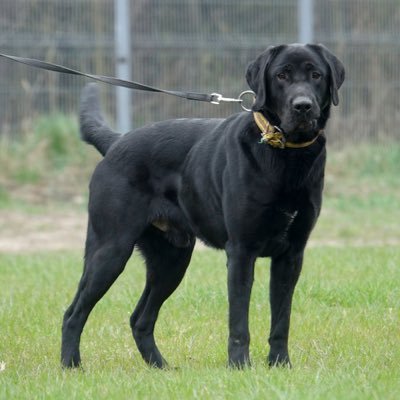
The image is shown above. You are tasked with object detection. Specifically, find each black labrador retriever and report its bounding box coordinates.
[61,43,345,369]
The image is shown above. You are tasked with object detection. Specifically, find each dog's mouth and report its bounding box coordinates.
[296,120,314,131]
[281,118,318,137]
[293,119,319,135]
[277,118,320,144]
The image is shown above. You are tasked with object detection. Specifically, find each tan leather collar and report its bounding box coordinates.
[253,112,322,149]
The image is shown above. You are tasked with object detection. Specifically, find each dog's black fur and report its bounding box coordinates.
[61,44,345,369]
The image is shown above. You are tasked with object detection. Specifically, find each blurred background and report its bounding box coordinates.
[0,0,399,252]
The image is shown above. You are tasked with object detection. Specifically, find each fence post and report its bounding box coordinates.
[114,0,132,132]
[298,0,314,43]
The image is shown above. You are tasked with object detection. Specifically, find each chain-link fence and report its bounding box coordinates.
[0,0,399,148]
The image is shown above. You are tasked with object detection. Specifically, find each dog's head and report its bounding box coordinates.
[246,44,345,143]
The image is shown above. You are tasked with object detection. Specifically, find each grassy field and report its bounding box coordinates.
[0,247,399,399]
[1,116,400,398]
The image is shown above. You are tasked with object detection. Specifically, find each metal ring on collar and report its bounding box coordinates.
[239,90,256,112]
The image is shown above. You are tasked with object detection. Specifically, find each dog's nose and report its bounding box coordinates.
[293,97,313,115]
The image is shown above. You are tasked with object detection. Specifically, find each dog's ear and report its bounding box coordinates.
[309,44,345,106]
[246,45,286,112]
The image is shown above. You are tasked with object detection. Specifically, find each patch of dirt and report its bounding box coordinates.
[1,210,398,254]
[0,210,87,253]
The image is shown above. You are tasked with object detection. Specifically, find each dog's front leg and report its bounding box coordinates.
[268,250,303,367]
[226,243,256,368]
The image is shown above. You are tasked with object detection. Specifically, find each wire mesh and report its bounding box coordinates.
[0,0,399,148]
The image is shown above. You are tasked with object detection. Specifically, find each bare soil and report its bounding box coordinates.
[0,210,87,253]
[1,210,398,254]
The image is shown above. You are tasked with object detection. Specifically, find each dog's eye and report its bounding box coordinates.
[312,71,321,80]
[277,72,287,80]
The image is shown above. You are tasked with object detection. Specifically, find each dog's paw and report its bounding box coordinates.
[228,358,252,370]
[267,352,292,368]
[228,349,252,370]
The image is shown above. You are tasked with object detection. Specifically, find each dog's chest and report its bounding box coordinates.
[257,206,298,256]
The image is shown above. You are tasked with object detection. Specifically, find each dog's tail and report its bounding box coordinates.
[79,83,122,156]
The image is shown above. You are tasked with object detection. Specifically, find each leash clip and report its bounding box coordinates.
[210,90,256,112]
[210,93,242,105]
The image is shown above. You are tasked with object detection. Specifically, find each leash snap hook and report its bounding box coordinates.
[210,90,256,111]
[210,92,243,105]
[210,93,223,104]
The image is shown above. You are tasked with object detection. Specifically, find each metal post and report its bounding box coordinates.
[114,0,132,132]
[298,0,314,44]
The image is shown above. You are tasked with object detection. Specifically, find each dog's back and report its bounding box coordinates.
[79,83,228,165]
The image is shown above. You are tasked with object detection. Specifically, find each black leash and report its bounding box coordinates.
[0,52,254,109]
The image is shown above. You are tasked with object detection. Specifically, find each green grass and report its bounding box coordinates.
[313,144,400,243]
[0,114,99,208]
[0,114,80,183]
[1,248,399,399]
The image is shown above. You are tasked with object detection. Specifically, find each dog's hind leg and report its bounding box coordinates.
[61,171,148,368]
[130,228,195,368]
[61,219,140,368]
